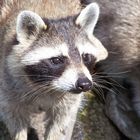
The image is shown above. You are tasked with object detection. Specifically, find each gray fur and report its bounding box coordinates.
[0,1,107,140]
[81,0,140,139]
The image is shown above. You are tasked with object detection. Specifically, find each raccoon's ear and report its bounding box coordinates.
[16,11,47,42]
[76,3,99,35]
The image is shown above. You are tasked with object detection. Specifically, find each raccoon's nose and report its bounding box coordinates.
[76,77,92,92]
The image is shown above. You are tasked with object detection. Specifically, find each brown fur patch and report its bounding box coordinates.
[0,0,81,25]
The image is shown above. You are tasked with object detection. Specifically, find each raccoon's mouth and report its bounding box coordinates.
[69,89,83,94]
[69,88,92,94]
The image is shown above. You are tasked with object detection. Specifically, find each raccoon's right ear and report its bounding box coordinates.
[76,3,99,36]
[16,11,47,42]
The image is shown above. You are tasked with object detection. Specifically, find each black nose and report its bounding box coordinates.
[75,77,92,92]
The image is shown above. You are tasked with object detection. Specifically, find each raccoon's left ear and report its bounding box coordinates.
[76,3,99,35]
[16,11,47,42]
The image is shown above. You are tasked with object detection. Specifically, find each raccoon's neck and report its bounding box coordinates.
[45,93,82,139]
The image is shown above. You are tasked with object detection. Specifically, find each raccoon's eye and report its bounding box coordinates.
[50,56,66,65]
[82,53,95,64]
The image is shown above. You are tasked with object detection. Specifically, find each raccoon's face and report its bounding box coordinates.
[8,3,108,94]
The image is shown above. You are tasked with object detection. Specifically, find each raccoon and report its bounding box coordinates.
[81,0,140,140]
[0,0,108,140]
